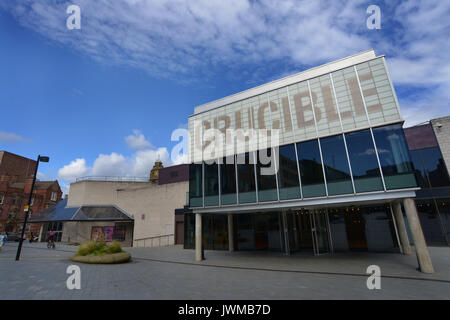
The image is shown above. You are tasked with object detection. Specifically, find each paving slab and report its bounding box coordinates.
[0,242,449,299]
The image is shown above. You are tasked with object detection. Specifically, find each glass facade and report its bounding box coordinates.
[410,147,450,188]
[184,204,404,253]
[320,134,353,195]
[372,124,417,190]
[415,199,448,246]
[189,163,203,207]
[220,156,237,205]
[204,162,219,206]
[190,123,418,207]
[297,139,326,198]
[345,129,384,192]
[277,144,301,200]
[237,152,257,204]
[256,148,278,202]
[328,205,399,253]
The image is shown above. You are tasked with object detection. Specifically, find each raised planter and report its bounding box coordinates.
[70,252,131,264]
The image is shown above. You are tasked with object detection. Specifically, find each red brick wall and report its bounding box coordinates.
[0,151,37,182]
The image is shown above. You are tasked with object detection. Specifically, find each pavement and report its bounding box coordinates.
[0,242,449,300]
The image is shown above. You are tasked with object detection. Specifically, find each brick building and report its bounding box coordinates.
[0,151,62,235]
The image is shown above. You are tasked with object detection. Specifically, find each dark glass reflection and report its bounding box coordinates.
[345,129,384,192]
[320,135,353,195]
[234,212,282,251]
[296,139,326,198]
[410,150,430,188]
[436,198,450,245]
[278,144,301,200]
[415,199,447,245]
[220,156,237,205]
[420,147,450,188]
[189,163,203,207]
[184,213,195,249]
[204,162,219,206]
[237,152,257,203]
[372,124,417,190]
[256,148,278,202]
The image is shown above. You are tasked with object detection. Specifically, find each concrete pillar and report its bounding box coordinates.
[393,202,412,255]
[403,198,434,273]
[38,224,44,242]
[195,213,202,261]
[228,214,234,252]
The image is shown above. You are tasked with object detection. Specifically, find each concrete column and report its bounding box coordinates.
[393,202,412,255]
[403,198,434,273]
[228,214,234,252]
[195,213,202,261]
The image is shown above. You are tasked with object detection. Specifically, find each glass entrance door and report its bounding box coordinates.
[311,209,331,255]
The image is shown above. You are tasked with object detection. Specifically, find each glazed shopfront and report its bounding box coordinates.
[186,50,435,273]
[185,204,401,255]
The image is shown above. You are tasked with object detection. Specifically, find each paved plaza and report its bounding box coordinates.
[0,242,449,300]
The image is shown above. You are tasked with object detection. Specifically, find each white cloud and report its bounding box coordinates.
[0,0,371,80]
[172,153,189,165]
[57,158,90,182]
[2,1,448,125]
[91,152,131,176]
[125,130,153,150]
[0,131,30,143]
[132,148,171,176]
[57,131,174,181]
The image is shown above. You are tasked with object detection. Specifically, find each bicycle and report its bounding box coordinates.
[47,239,55,249]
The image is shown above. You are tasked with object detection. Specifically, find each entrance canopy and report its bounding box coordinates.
[29,199,134,222]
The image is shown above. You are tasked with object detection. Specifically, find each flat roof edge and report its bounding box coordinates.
[194,49,378,115]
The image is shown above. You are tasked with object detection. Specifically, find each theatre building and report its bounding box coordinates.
[186,50,435,273]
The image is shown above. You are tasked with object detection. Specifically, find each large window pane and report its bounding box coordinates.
[184,213,195,249]
[296,139,326,198]
[328,208,349,252]
[278,144,301,200]
[345,129,384,192]
[320,134,353,195]
[204,162,218,206]
[372,124,417,190]
[237,152,257,203]
[436,198,450,245]
[189,163,203,207]
[220,156,237,205]
[256,148,278,202]
[416,199,447,246]
[410,150,430,188]
[362,205,399,253]
[420,147,450,188]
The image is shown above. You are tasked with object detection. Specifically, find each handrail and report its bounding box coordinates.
[75,176,149,182]
[134,234,174,241]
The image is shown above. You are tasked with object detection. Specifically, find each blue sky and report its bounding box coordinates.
[0,0,449,193]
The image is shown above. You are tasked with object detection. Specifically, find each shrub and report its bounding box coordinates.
[76,240,124,256]
[108,241,123,254]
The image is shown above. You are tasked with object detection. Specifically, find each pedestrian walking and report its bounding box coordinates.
[0,232,7,252]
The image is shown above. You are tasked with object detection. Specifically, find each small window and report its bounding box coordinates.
[0,194,4,204]
[30,197,35,206]
[51,192,57,201]
[141,214,145,220]
[170,171,179,178]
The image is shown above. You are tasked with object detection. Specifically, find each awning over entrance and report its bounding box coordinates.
[29,199,134,222]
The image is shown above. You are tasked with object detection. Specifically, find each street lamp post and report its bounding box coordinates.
[15,155,49,261]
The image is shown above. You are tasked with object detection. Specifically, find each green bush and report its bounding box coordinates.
[76,240,124,256]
